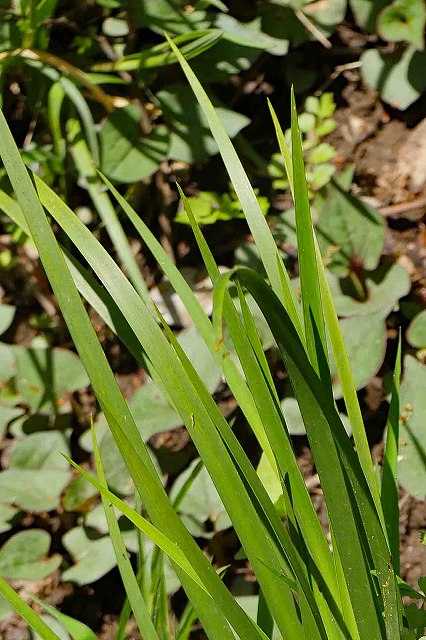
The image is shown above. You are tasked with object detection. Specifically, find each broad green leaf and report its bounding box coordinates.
[316,180,385,276]
[99,106,170,182]
[329,314,386,399]
[303,0,346,31]
[14,345,89,412]
[0,530,61,580]
[398,356,426,499]
[191,39,261,83]
[0,503,21,534]
[213,14,288,55]
[157,83,250,162]
[378,0,425,49]
[0,468,71,511]
[61,527,118,585]
[8,431,69,471]
[327,262,410,318]
[171,459,232,537]
[361,46,426,110]
[349,0,389,30]
[129,0,210,34]
[0,304,15,334]
[406,310,426,348]
[125,383,182,439]
[258,3,312,47]
[62,476,99,512]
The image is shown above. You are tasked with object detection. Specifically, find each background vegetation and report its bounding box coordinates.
[0,0,425,638]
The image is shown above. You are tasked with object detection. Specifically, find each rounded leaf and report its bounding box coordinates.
[406,310,426,348]
[0,530,61,580]
[399,356,426,498]
[100,106,170,183]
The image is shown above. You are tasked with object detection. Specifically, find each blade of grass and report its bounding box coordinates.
[156,310,330,640]
[0,108,266,640]
[267,99,293,194]
[234,267,402,640]
[101,173,277,473]
[175,601,198,640]
[268,96,383,517]
[290,88,328,377]
[91,423,161,640]
[381,334,402,574]
[63,454,207,593]
[313,239,383,513]
[22,57,100,163]
[67,119,152,306]
[165,33,303,339]
[212,272,345,635]
[268,97,381,512]
[0,578,61,640]
[28,596,97,640]
[92,30,223,71]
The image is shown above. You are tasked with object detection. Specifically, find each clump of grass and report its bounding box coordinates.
[0,35,422,640]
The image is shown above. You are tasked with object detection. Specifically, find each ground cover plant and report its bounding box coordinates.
[0,27,425,640]
[0,1,425,639]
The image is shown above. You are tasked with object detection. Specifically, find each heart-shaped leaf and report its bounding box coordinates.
[0,503,21,534]
[327,262,410,318]
[349,0,389,31]
[8,431,69,471]
[361,46,426,110]
[14,346,89,412]
[157,83,250,162]
[378,0,426,49]
[0,469,71,511]
[316,181,385,276]
[100,105,170,183]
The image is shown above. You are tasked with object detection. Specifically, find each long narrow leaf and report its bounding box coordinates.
[290,89,327,376]
[67,120,152,305]
[0,108,264,640]
[381,335,402,573]
[233,267,402,640]
[91,424,161,640]
[165,34,303,338]
[0,578,61,640]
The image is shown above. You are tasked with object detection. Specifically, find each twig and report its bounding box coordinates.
[314,61,362,96]
[378,196,426,217]
[295,9,332,49]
